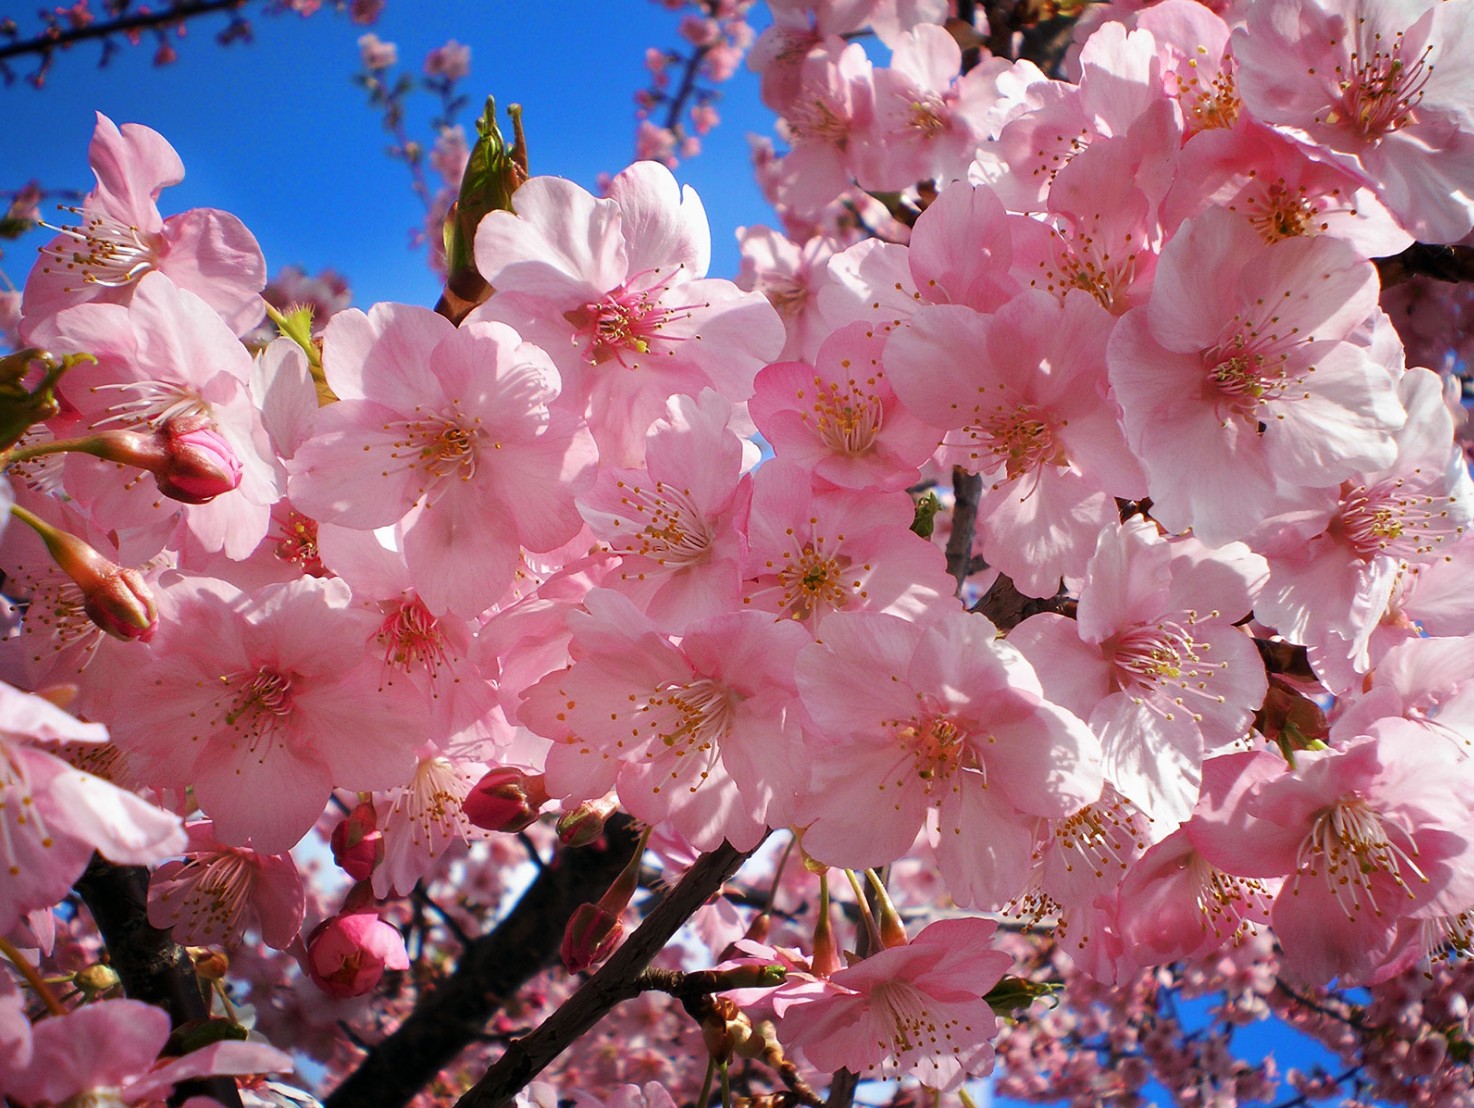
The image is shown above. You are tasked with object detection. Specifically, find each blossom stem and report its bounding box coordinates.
[0,934,66,1017]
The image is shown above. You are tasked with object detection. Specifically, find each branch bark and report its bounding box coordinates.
[74,854,243,1108]
[322,817,642,1108]
[455,835,763,1108]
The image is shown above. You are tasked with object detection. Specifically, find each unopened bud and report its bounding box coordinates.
[699,995,751,1063]
[463,767,549,833]
[191,948,231,981]
[74,962,120,996]
[331,801,383,880]
[556,795,619,848]
[305,911,409,999]
[153,417,243,503]
[12,506,158,642]
[561,901,623,974]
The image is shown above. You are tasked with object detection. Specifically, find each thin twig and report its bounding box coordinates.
[455,835,764,1107]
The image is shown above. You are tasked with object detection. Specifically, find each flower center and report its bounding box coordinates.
[378,597,448,678]
[1296,796,1427,919]
[273,511,327,576]
[1323,31,1434,139]
[564,267,697,367]
[965,401,1064,483]
[1108,615,1228,724]
[609,478,713,567]
[646,676,734,757]
[807,372,884,456]
[1174,64,1241,132]
[1335,477,1465,561]
[38,205,161,292]
[774,542,853,621]
[1244,181,1326,244]
[891,712,973,788]
[223,666,295,733]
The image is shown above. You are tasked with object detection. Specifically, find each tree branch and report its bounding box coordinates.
[945,467,984,593]
[0,1,249,67]
[455,835,763,1107]
[74,854,243,1108]
[322,816,642,1108]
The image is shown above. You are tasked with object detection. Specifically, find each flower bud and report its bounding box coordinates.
[330,801,383,880]
[463,767,550,833]
[555,795,619,848]
[305,911,409,999]
[13,506,159,642]
[561,901,623,974]
[82,565,157,643]
[153,417,243,504]
[74,962,120,996]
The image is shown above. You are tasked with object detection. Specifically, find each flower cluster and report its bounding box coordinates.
[5,0,1474,1102]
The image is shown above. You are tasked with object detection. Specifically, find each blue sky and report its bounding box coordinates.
[4,1,778,308]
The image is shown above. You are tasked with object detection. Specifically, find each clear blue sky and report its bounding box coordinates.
[4,1,778,308]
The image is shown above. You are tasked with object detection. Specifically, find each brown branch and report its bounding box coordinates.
[0,1,249,67]
[74,855,243,1108]
[1376,242,1474,287]
[455,835,763,1107]
[322,816,642,1108]
[945,467,984,593]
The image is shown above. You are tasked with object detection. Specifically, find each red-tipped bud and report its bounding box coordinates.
[463,768,550,833]
[81,417,242,504]
[83,564,157,642]
[331,801,383,880]
[154,417,243,504]
[15,508,157,642]
[556,795,619,848]
[561,901,623,974]
[304,911,408,999]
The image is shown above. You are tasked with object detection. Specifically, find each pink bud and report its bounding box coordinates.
[555,795,618,848]
[463,768,549,833]
[305,911,408,999]
[153,417,243,504]
[82,565,158,643]
[17,509,158,642]
[561,901,622,974]
[330,802,383,880]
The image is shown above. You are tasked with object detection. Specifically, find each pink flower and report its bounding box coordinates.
[780,916,1010,1090]
[3,997,291,1106]
[795,608,1104,907]
[886,289,1146,596]
[305,911,409,998]
[147,819,305,950]
[0,680,186,932]
[576,390,751,631]
[1190,724,1474,983]
[749,320,941,491]
[740,460,954,626]
[522,590,811,851]
[1009,519,1269,830]
[22,113,266,338]
[1232,0,1474,241]
[371,754,491,898]
[1108,208,1404,546]
[106,574,420,854]
[1253,367,1473,691]
[423,38,470,80]
[469,162,783,464]
[287,305,595,618]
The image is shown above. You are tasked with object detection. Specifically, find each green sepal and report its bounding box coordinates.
[445,96,527,288]
[984,974,1061,1017]
[164,1016,250,1056]
[910,491,940,538]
